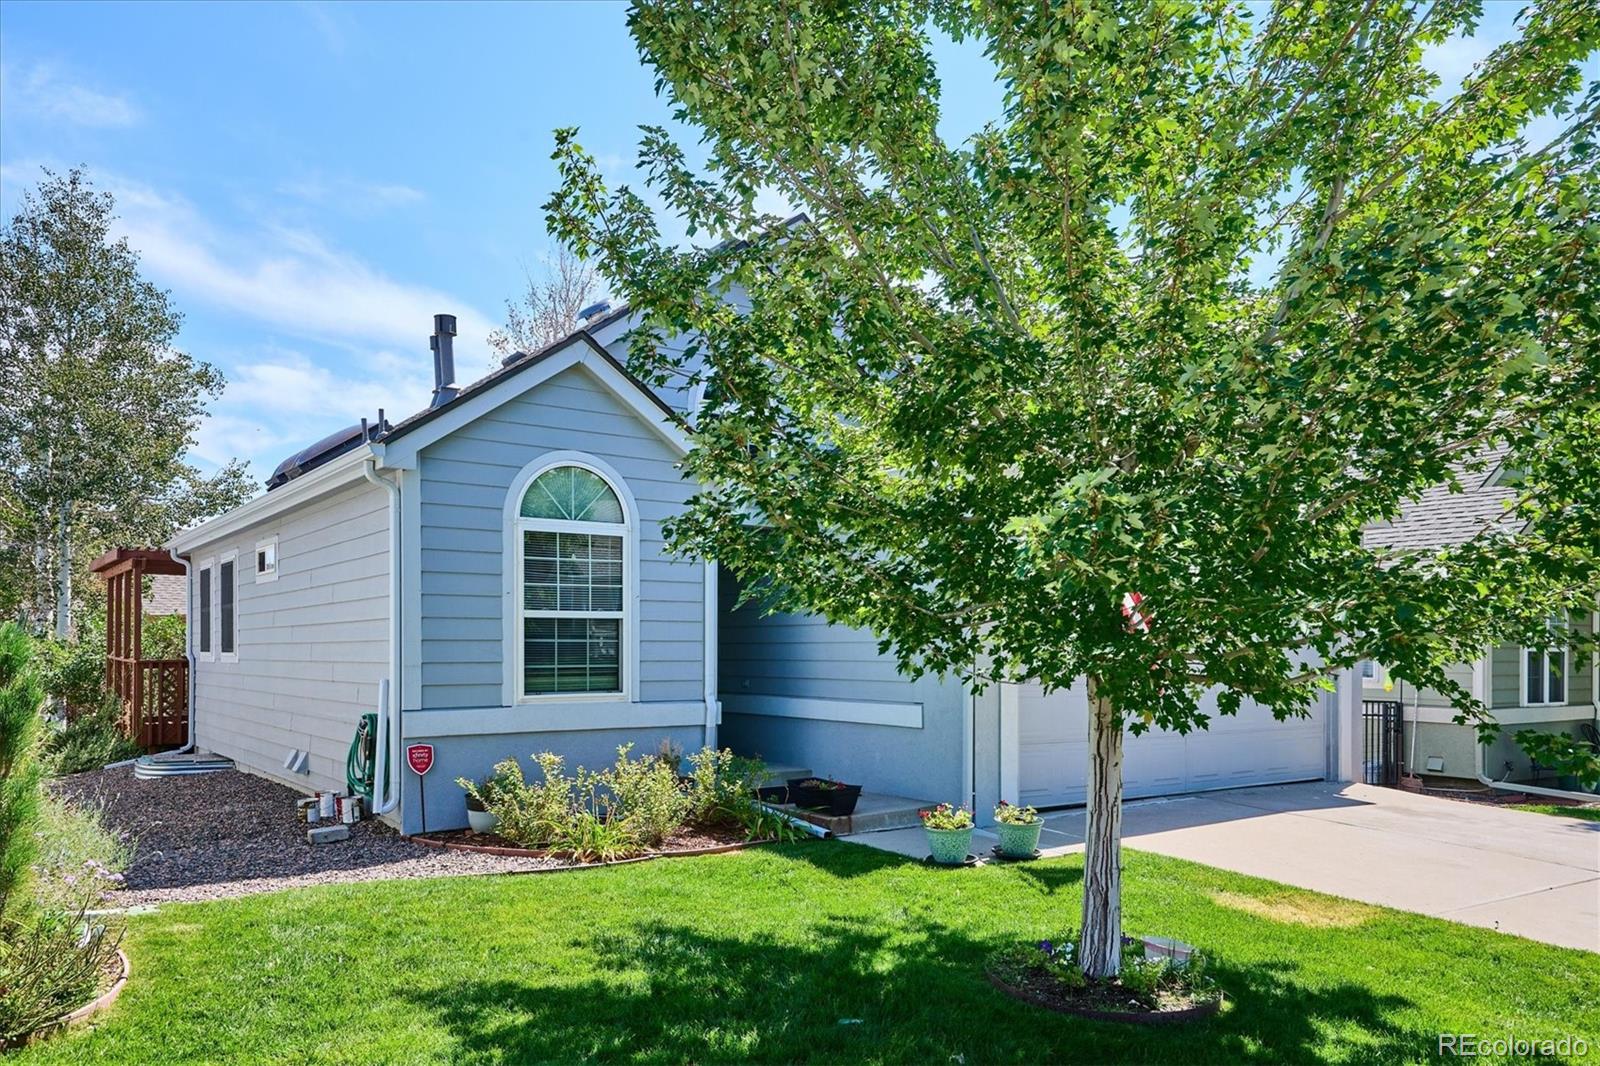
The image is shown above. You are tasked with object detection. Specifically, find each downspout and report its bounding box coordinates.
[703,561,718,750]
[1471,644,1595,803]
[166,549,198,755]
[362,458,402,816]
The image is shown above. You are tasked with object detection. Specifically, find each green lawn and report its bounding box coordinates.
[1510,803,1600,823]
[19,842,1598,1065]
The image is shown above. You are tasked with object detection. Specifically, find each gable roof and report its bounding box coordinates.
[1361,447,1520,551]
[380,329,676,447]
[370,329,690,471]
[167,329,689,554]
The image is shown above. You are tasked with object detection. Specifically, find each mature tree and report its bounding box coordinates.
[486,246,605,365]
[549,0,1600,978]
[0,169,253,637]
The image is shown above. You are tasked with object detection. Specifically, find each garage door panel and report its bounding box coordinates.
[1018,682,1326,807]
[1020,741,1086,807]
[1123,732,1186,798]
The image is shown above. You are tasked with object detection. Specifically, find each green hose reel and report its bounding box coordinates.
[346,712,385,801]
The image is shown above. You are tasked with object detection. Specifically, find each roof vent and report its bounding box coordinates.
[430,313,459,408]
[501,349,530,368]
[577,300,612,325]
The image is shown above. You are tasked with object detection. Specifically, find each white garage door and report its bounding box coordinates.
[1016,679,1329,808]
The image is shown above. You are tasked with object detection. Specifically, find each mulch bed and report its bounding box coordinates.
[53,767,568,906]
[414,823,765,863]
[985,966,1223,1025]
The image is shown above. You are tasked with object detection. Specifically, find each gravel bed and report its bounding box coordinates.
[53,766,563,906]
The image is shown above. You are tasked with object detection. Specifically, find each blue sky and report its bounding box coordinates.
[0,2,1584,486]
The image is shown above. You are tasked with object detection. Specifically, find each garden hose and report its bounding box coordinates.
[346,712,378,800]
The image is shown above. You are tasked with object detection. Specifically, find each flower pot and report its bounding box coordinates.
[466,808,500,834]
[996,819,1043,858]
[755,784,790,804]
[825,784,863,816]
[924,825,974,865]
[787,778,827,808]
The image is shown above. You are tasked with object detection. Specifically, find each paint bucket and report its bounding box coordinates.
[318,791,336,819]
[340,796,360,824]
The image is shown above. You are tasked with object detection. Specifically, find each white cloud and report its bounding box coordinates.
[103,177,495,353]
[0,62,141,128]
[278,174,426,212]
[194,346,437,480]
[296,1,351,55]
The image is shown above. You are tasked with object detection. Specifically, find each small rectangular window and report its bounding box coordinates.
[255,538,278,583]
[219,554,237,660]
[198,564,213,657]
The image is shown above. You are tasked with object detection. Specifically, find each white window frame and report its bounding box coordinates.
[218,549,239,664]
[501,452,639,705]
[1520,616,1570,707]
[1360,660,1386,686]
[196,557,215,662]
[1521,642,1568,707]
[254,536,279,583]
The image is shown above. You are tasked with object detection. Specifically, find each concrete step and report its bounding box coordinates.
[773,791,935,836]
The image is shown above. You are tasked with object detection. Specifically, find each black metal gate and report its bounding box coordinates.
[1362,700,1403,786]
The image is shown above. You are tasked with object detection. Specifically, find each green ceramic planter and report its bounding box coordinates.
[924,825,974,865]
[996,820,1043,858]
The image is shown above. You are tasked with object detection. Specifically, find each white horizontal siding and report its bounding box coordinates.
[190,479,389,794]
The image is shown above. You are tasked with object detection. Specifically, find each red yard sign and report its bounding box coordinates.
[406,743,435,776]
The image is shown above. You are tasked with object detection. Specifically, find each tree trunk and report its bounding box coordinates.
[1080,675,1124,979]
[53,501,72,640]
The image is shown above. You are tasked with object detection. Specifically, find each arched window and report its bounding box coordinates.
[516,464,627,696]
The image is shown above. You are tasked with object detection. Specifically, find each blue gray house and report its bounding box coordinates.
[167,308,1364,835]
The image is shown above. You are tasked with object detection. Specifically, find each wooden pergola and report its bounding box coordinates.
[89,548,189,749]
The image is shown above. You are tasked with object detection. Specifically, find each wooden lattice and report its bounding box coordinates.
[90,549,190,750]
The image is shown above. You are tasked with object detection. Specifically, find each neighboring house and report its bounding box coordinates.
[1360,454,1599,788]
[142,574,187,617]
[167,308,1363,835]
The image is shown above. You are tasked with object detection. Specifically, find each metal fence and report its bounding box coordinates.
[1362,700,1403,786]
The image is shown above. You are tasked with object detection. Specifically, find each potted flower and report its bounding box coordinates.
[457,768,516,834]
[993,801,1043,858]
[919,803,975,865]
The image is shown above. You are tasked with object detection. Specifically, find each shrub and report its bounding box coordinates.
[685,747,768,829]
[42,697,141,776]
[0,624,128,1047]
[457,763,527,814]
[990,932,1215,1007]
[551,810,639,863]
[139,613,186,660]
[461,746,809,854]
[30,793,133,914]
[459,758,571,847]
[0,907,120,1048]
[33,630,105,721]
[608,744,689,847]
[0,622,46,919]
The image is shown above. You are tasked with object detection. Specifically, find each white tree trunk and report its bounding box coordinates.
[53,501,72,640]
[1080,676,1124,979]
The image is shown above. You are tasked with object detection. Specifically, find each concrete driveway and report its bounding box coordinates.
[847,782,1600,951]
